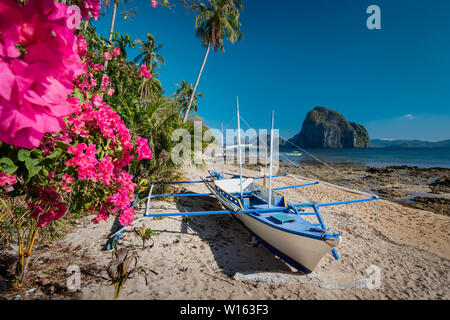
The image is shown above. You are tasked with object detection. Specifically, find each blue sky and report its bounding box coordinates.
[93,0,450,141]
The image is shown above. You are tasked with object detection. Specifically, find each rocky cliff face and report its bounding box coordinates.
[289,107,370,148]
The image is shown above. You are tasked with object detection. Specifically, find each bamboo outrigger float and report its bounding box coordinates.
[107,99,379,274]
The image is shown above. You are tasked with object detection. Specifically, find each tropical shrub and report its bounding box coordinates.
[0,0,153,280]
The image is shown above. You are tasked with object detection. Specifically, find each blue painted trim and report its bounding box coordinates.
[235,211,336,242]
[317,197,379,207]
[143,174,288,186]
[142,207,291,219]
[252,174,288,180]
[312,203,326,230]
[331,248,339,260]
[150,190,260,199]
[151,193,214,198]
[211,184,341,242]
[292,197,379,208]
[144,180,205,186]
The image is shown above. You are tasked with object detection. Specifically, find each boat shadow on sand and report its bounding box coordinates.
[174,193,302,277]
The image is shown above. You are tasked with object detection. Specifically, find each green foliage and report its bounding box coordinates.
[175,80,204,117]
[0,4,217,256]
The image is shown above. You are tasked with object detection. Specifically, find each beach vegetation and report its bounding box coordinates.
[175,80,204,119]
[0,0,221,294]
[106,242,147,299]
[133,224,157,249]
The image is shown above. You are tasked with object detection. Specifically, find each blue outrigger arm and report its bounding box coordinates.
[293,196,379,208]
[108,179,379,248]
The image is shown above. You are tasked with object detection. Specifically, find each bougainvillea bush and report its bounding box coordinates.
[0,0,152,241]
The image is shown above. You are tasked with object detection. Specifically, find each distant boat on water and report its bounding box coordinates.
[284,151,302,156]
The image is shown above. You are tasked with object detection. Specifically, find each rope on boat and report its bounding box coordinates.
[285,173,377,198]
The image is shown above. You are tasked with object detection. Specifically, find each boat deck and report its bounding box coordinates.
[237,194,337,241]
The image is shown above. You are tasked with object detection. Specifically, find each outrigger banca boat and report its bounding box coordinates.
[108,98,379,274]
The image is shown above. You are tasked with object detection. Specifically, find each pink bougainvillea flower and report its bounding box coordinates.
[136,137,152,161]
[42,44,152,227]
[102,75,110,87]
[61,173,76,193]
[112,47,120,57]
[0,173,17,192]
[92,204,109,224]
[151,1,159,8]
[138,64,152,79]
[104,52,112,61]
[0,0,84,149]
[29,186,67,227]
[92,63,103,71]
[76,34,88,56]
[78,0,101,21]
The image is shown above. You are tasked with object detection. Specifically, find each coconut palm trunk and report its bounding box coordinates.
[108,1,118,42]
[182,42,210,123]
[100,0,118,91]
[102,1,118,73]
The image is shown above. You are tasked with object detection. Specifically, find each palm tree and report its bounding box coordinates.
[182,0,244,123]
[134,33,165,75]
[134,34,165,105]
[175,80,204,118]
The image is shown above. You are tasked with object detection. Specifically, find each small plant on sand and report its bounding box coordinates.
[133,224,156,249]
[183,217,192,224]
[106,242,148,300]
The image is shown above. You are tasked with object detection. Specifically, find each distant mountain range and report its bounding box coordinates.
[369,139,450,148]
[244,106,449,150]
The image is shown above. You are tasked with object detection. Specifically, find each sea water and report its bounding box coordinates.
[278,148,450,168]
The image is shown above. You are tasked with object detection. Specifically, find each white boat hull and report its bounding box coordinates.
[205,177,341,273]
[232,212,341,273]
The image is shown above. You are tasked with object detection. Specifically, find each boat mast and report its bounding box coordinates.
[263,139,268,187]
[236,97,243,199]
[221,122,225,178]
[268,110,274,208]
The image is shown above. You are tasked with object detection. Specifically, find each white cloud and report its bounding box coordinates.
[364,113,450,141]
[402,114,415,120]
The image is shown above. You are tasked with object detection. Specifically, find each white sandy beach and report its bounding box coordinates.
[14,164,450,300]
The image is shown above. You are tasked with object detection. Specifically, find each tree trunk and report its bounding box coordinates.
[108,1,118,42]
[183,43,211,123]
[102,1,118,75]
[16,228,39,283]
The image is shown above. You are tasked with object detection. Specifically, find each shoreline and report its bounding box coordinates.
[240,162,450,216]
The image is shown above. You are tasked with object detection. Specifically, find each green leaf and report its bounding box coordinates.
[73,89,85,105]
[83,201,92,211]
[17,149,30,162]
[31,148,43,159]
[24,157,42,182]
[0,157,18,174]
[47,149,62,159]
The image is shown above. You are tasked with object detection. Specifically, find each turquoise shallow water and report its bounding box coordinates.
[279,148,450,168]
